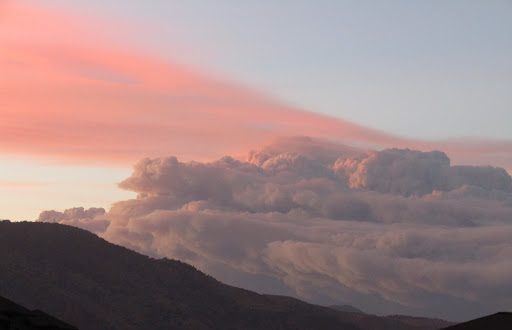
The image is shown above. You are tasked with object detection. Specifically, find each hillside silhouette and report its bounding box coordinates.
[0,295,76,329]
[441,312,512,330]
[0,221,451,330]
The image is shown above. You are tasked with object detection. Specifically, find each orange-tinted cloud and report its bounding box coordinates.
[1,3,511,169]
[0,180,48,189]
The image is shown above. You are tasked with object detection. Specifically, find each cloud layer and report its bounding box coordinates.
[39,137,512,320]
[1,3,512,170]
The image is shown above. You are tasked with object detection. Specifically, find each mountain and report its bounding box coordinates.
[440,312,512,330]
[387,315,455,330]
[0,221,451,330]
[327,305,451,330]
[329,305,365,314]
[0,295,77,330]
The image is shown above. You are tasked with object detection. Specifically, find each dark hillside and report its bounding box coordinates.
[441,312,512,330]
[0,295,76,330]
[0,221,451,330]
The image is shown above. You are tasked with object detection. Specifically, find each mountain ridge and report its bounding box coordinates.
[0,221,452,330]
[440,312,512,330]
[0,294,77,329]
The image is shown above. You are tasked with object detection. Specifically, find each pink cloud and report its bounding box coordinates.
[0,180,48,189]
[1,3,511,170]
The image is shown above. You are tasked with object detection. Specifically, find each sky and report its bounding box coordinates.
[24,0,512,139]
[2,0,512,320]
[1,0,511,220]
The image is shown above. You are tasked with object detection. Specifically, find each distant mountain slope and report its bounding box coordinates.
[0,295,77,330]
[329,305,365,314]
[327,305,452,330]
[386,315,454,330]
[0,221,450,330]
[441,312,512,330]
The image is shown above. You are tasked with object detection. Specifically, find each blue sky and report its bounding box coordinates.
[28,0,512,139]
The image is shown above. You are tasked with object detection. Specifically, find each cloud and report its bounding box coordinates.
[0,180,49,189]
[39,137,512,320]
[334,148,511,196]
[39,207,109,233]
[1,4,512,170]
[0,4,398,164]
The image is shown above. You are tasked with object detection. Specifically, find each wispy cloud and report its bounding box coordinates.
[1,3,511,170]
[0,180,49,189]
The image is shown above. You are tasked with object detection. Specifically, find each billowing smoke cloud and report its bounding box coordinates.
[39,137,512,320]
[334,148,511,196]
[39,207,109,233]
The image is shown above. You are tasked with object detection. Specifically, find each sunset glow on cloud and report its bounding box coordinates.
[2,1,512,324]
[0,3,391,163]
[1,3,511,169]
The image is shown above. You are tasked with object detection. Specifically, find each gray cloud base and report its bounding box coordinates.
[39,137,512,320]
